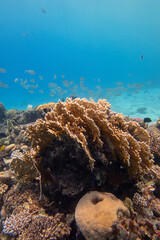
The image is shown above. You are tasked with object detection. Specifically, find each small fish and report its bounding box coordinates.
[69,81,73,85]
[25,70,36,75]
[28,90,34,94]
[0,145,6,151]
[144,117,152,123]
[48,83,57,88]
[114,93,121,96]
[41,8,46,13]
[115,81,123,86]
[127,83,134,88]
[39,90,44,94]
[62,80,69,87]
[0,68,6,73]
[140,54,143,60]
[0,81,8,88]
[116,86,127,92]
[147,81,152,85]
[30,79,35,83]
[14,78,19,83]
[54,74,56,80]
[61,75,65,78]
[22,32,28,37]
[134,83,145,87]
[80,77,84,81]
[30,84,38,89]
[39,76,43,80]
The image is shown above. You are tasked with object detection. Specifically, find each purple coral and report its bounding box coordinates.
[3,208,31,236]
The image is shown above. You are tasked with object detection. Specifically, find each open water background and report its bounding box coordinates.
[0,0,160,111]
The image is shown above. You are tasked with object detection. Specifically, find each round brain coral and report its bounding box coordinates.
[75,191,129,240]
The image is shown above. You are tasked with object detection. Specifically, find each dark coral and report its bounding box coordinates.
[0,102,6,123]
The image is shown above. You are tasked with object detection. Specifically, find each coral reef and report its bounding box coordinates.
[75,191,129,240]
[27,98,153,177]
[6,108,39,125]
[111,217,160,240]
[3,207,32,236]
[0,183,8,200]
[36,102,56,116]
[0,103,6,123]
[1,98,159,240]
[3,184,48,216]
[10,150,38,183]
[18,212,71,240]
[3,208,71,239]
[147,125,160,164]
[2,185,71,239]
[0,104,39,147]
[156,118,160,130]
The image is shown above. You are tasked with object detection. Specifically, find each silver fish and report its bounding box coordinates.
[25,70,36,75]
[0,68,6,73]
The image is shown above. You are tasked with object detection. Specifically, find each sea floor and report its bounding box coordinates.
[109,87,160,123]
[2,86,160,123]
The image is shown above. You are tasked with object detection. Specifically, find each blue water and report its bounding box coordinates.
[0,0,160,111]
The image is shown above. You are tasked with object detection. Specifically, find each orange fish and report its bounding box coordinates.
[0,145,6,151]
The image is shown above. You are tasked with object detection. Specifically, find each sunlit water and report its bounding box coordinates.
[0,0,160,121]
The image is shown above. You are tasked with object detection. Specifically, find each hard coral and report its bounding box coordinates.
[3,207,32,236]
[17,212,71,240]
[10,150,38,183]
[75,191,129,240]
[3,206,71,240]
[2,184,71,239]
[36,102,56,117]
[147,125,160,163]
[27,98,153,177]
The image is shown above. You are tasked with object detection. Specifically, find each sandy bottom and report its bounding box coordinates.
[109,87,160,123]
[3,86,160,124]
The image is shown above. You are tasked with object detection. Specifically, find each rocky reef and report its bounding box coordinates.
[0,98,159,240]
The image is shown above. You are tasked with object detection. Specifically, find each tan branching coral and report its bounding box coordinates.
[36,102,56,117]
[27,98,154,177]
[147,125,160,161]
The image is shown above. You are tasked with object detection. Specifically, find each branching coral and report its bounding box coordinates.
[147,125,160,163]
[2,185,71,239]
[36,102,56,117]
[3,206,71,239]
[3,207,32,236]
[27,98,153,177]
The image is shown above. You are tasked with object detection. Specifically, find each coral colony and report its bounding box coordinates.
[0,98,160,239]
